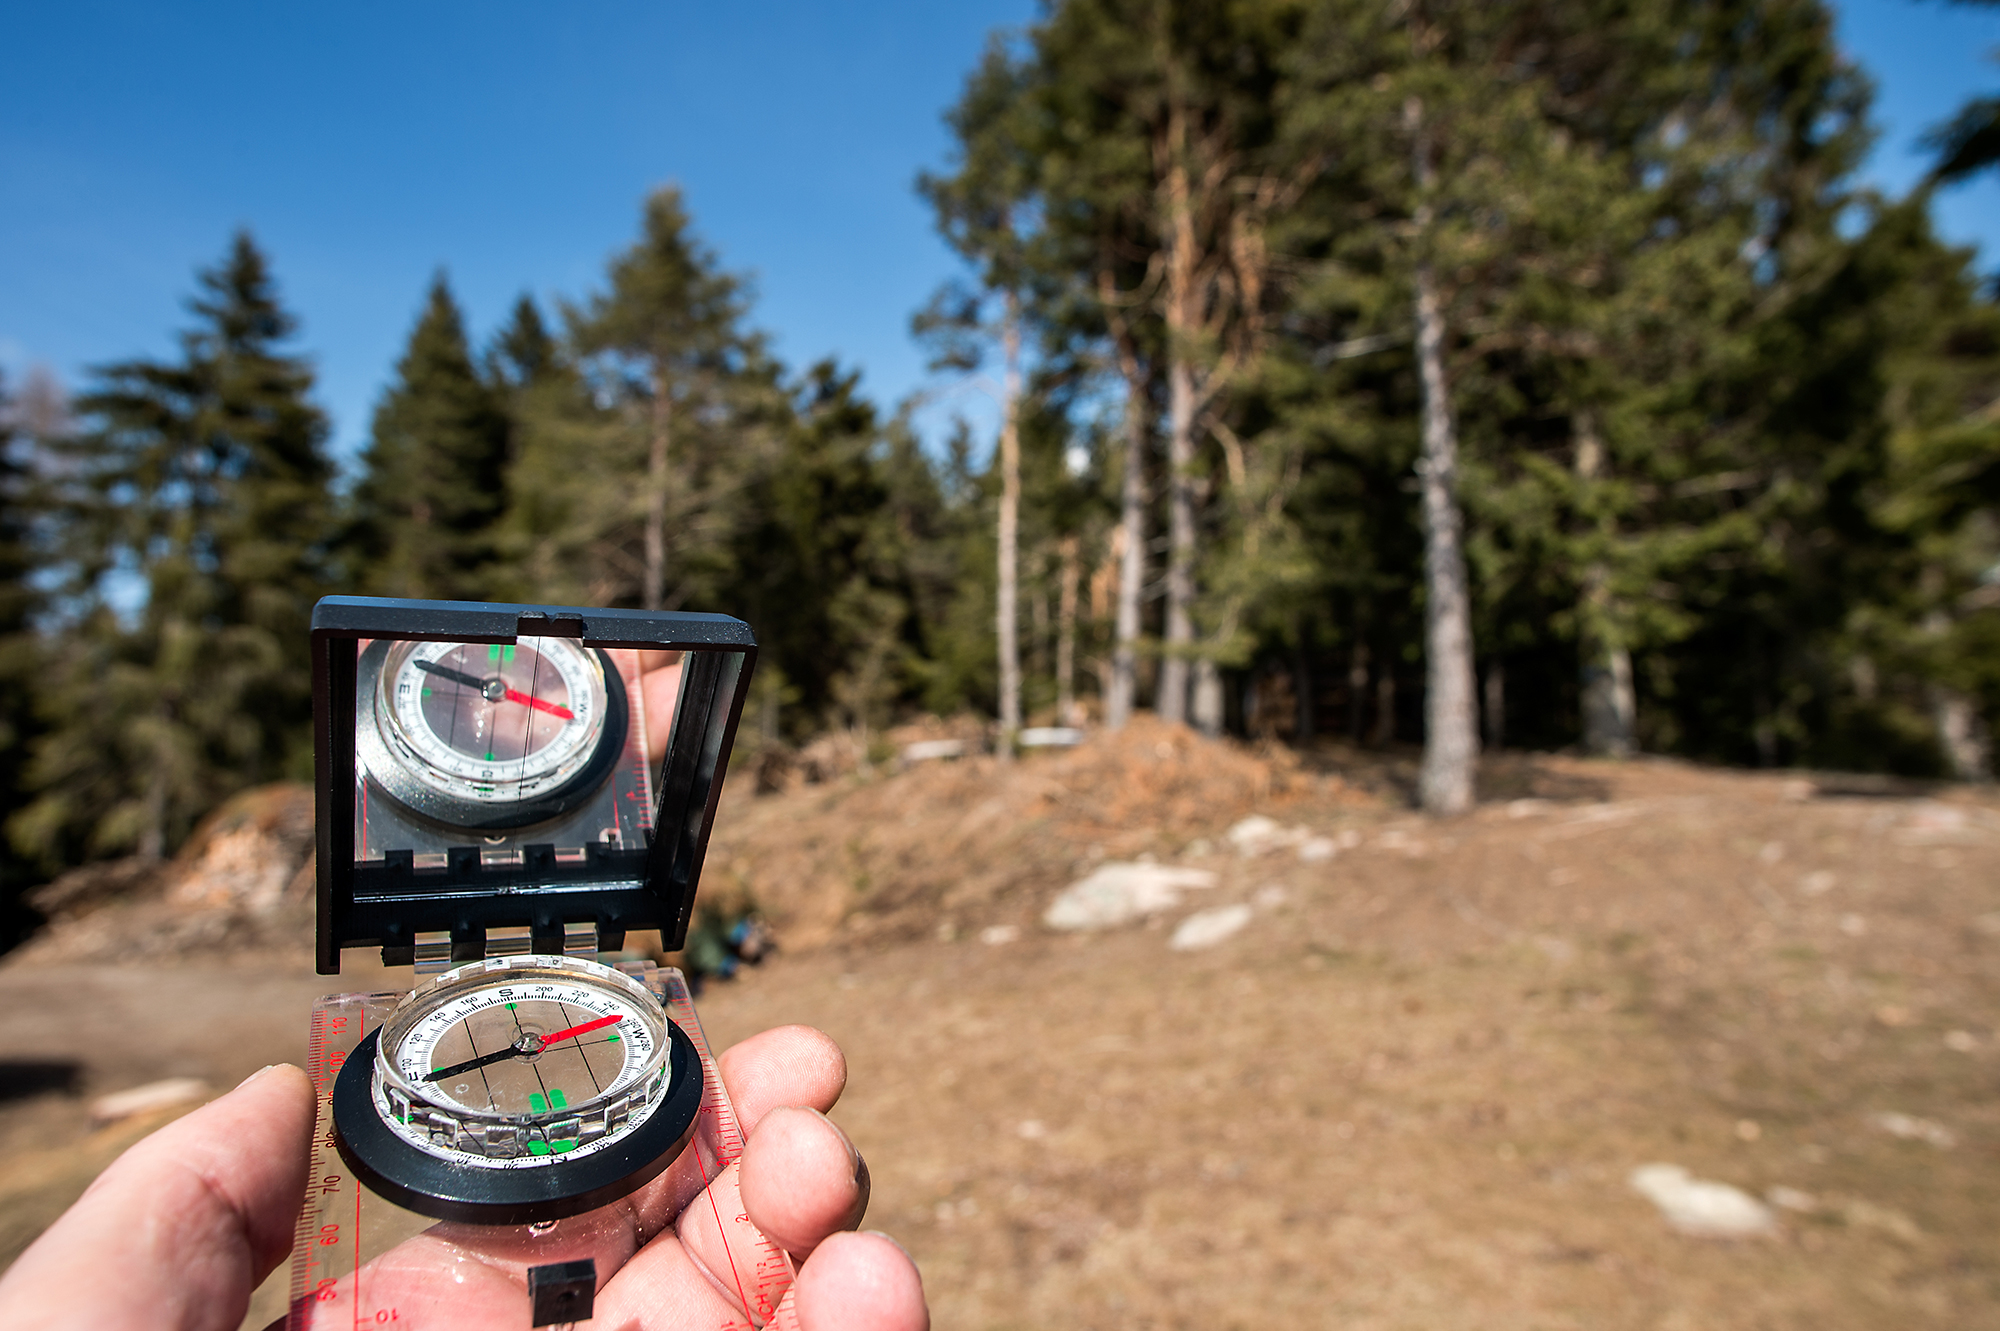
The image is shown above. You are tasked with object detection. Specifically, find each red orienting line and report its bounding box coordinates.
[351,1159,362,1331]
[697,1140,756,1320]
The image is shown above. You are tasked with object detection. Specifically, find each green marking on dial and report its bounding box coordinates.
[527,1139,551,1156]
[550,1087,568,1110]
[530,1091,548,1114]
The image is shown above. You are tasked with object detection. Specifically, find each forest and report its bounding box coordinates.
[0,0,1996,937]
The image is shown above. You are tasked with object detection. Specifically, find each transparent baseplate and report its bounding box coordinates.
[285,965,793,1329]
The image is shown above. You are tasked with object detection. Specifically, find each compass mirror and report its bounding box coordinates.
[310,597,757,975]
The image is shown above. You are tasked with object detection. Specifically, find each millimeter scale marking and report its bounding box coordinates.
[664,976,796,1327]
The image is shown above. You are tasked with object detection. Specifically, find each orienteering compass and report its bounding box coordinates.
[332,954,705,1223]
[309,596,759,1234]
[356,636,628,831]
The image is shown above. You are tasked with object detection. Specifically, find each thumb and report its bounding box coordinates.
[0,1063,315,1331]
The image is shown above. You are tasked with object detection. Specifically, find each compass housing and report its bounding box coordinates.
[312,597,757,975]
[331,954,706,1224]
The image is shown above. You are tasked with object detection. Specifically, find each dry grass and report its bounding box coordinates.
[0,728,1995,1328]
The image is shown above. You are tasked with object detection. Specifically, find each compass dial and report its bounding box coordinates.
[333,956,705,1222]
[356,637,627,830]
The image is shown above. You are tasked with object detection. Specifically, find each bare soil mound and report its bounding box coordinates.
[13,782,315,966]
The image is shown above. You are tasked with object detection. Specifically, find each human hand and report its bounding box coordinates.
[0,1026,927,1331]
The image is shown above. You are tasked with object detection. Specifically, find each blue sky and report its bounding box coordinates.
[1,0,1995,466]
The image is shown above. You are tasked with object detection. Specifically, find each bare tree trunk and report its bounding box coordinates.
[1408,100,1478,815]
[1161,338,1197,726]
[1294,630,1316,743]
[996,292,1023,758]
[138,757,167,863]
[1371,670,1396,747]
[1930,684,1993,780]
[643,364,672,611]
[1157,109,1200,729]
[1191,659,1222,735]
[1057,535,1080,726]
[1483,660,1505,751]
[1106,311,1148,730]
[1348,634,1369,740]
[1574,413,1634,757]
[1924,612,1992,779]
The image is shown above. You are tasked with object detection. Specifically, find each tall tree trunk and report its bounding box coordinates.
[1925,612,1992,779]
[1191,658,1222,735]
[643,363,672,611]
[1158,109,1199,728]
[1105,298,1148,730]
[1371,669,1397,747]
[1348,635,1369,741]
[1930,683,1993,781]
[1574,413,1635,757]
[996,292,1023,757]
[1483,659,1505,752]
[1294,627,1316,743]
[1408,99,1478,815]
[1057,535,1080,726]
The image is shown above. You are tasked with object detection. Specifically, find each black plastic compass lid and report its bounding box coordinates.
[311,596,756,974]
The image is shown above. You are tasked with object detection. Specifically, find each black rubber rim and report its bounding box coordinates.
[332,1021,703,1225]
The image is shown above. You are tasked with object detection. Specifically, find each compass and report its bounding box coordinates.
[332,954,705,1223]
[356,636,627,831]
[311,596,757,1233]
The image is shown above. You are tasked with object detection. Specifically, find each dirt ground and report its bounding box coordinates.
[1,732,1996,1329]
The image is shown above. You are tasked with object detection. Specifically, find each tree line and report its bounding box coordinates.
[0,0,1996,931]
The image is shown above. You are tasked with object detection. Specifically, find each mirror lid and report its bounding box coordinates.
[311,596,758,975]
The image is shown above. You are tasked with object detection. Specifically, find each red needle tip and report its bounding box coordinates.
[537,1014,622,1047]
[503,687,574,721]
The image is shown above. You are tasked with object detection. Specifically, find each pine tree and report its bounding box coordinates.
[352,275,510,601]
[11,234,333,863]
[568,187,768,613]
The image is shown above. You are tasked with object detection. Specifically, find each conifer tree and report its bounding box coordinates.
[352,275,510,601]
[569,187,766,613]
[11,234,333,863]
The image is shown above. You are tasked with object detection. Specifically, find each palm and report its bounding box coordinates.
[0,1027,926,1331]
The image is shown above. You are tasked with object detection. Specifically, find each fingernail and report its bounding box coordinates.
[801,1107,862,1176]
[235,1065,278,1090]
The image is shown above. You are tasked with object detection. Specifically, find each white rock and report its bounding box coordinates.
[91,1077,209,1125]
[1226,815,1289,855]
[1799,870,1835,896]
[1253,885,1289,910]
[1298,836,1337,862]
[1870,1111,1957,1149]
[979,925,1020,946]
[1043,863,1218,931]
[902,739,966,764]
[1169,904,1254,951]
[1018,726,1084,748]
[1629,1163,1777,1238]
